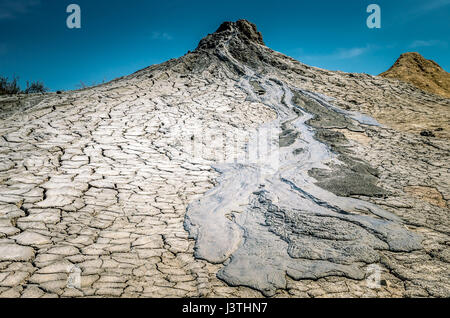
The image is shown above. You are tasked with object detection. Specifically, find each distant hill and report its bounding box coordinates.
[380,52,450,98]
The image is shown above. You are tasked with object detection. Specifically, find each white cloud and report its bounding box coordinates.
[400,0,450,23]
[417,0,450,13]
[334,47,369,59]
[0,0,41,20]
[150,31,173,41]
[301,45,377,61]
[409,40,448,48]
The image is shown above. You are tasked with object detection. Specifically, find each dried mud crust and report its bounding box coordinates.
[0,20,448,297]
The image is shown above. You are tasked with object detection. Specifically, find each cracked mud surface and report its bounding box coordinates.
[0,20,449,297]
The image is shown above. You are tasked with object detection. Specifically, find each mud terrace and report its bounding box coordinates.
[0,20,449,298]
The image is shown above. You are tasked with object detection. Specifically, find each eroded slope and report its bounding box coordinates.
[0,20,448,298]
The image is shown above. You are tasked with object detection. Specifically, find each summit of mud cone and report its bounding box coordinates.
[196,19,265,50]
[216,20,265,45]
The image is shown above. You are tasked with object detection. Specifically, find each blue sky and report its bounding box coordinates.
[0,0,449,91]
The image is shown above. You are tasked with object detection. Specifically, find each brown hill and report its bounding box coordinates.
[380,52,450,98]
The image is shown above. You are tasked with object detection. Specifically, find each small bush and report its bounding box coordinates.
[0,76,49,95]
[0,76,21,95]
[76,78,106,90]
[24,80,48,94]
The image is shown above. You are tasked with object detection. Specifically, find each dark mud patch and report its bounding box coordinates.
[293,91,386,198]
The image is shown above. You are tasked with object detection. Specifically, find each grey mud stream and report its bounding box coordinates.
[184,52,423,296]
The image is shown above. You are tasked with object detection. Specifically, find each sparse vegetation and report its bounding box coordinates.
[76,78,107,90]
[76,81,88,89]
[0,76,21,95]
[24,80,48,94]
[0,76,49,95]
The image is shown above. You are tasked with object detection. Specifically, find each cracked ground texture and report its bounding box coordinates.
[0,20,449,297]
